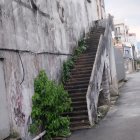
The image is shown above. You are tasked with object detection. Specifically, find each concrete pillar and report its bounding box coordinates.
[101,66,110,105]
[109,34,119,96]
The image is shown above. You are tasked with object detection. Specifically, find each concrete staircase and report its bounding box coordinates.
[64,27,105,131]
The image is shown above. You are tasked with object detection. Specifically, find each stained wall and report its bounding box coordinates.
[0,0,105,138]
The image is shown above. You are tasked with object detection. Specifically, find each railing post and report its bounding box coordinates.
[101,65,110,105]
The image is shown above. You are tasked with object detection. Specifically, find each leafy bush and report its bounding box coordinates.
[62,39,87,83]
[30,70,72,139]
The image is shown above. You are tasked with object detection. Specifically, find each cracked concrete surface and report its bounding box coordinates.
[68,72,140,140]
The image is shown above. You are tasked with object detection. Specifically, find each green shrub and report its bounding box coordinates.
[62,39,87,83]
[30,70,72,139]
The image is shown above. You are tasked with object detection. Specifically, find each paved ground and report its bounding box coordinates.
[68,73,140,140]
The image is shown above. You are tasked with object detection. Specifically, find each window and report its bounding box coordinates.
[125,50,129,55]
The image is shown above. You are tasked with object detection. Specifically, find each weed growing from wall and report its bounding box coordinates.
[30,38,87,139]
[62,39,87,83]
[30,70,72,139]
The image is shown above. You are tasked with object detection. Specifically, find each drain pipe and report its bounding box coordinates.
[32,131,46,140]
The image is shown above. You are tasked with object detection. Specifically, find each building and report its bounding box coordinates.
[114,22,129,43]
[114,20,137,73]
[128,33,137,46]
[123,42,136,73]
[128,33,138,59]
[137,42,140,58]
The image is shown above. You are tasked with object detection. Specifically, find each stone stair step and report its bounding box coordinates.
[65,83,88,90]
[77,55,96,60]
[70,72,92,78]
[85,48,97,52]
[89,34,103,37]
[68,76,90,83]
[70,115,88,122]
[64,110,88,117]
[87,34,101,38]
[91,28,105,32]
[72,105,87,111]
[86,40,99,44]
[71,96,86,102]
[86,45,97,49]
[72,66,93,71]
[71,101,87,107]
[91,36,103,40]
[75,59,95,65]
[86,44,98,48]
[66,80,89,86]
[70,73,91,79]
[91,27,105,31]
[92,29,105,32]
[88,34,101,38]
[70,69,92,75]
[74,63,93,69]
[70,125,91,131]
[87,33,100,37]
[74,59,94,66]
[79,52,96,57]
[80,52,96,57]
[69,92,86,98]
[67,88,87,93]
[73,66,93,71]
[76,60,94,65]
[76,57,95,62]
[70,120,90,128]
[86,45,97,48]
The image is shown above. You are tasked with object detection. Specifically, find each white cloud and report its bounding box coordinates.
[129,26,140,41]
[104,0,140,41]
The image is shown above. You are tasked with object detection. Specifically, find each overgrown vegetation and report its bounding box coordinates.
[30,70,72,139]
[62,39,87,83]
[136,60,140,64]
[9,132,19,139]
[30,38,88,139]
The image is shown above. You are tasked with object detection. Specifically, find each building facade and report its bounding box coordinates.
[114,20,137,73]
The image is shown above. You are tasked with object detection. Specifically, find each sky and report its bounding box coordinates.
[104,0,140,42]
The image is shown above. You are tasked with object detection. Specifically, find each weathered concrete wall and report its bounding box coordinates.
[0,0,104,139]
[1,51,68,138]
[86,16,116,125]
[0,60,10,140]
[114,48,126,81]
[124,58,135,74]
[109,40,119,96]
[0,0,99,52]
